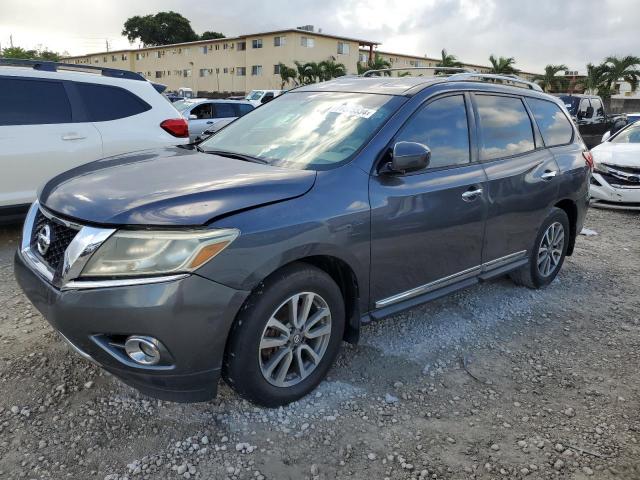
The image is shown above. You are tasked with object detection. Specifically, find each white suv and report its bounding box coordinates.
[0,60,189,221]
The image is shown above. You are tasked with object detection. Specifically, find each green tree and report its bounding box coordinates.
[357,53,391,76]
[1,46,60,61]
[533,64,569,92]
[122,11,199,46]
[319,60,346,81]
[488,54,519,74]
[602,55,640,95]
[200,31,225,40]
[294,61,324,84]
[579,63,609,96]
[278,63,298,89]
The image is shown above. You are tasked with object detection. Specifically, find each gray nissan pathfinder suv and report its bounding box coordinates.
[15,71,591,407]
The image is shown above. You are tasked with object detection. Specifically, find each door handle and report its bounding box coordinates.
[61,134,86,141]
[541,170,558,180]
[206,121,214,124]
[461,187,483,201]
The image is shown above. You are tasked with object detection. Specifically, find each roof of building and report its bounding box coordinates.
[63,28,380,59]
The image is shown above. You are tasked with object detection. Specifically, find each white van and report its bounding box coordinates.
[245,90,283,107]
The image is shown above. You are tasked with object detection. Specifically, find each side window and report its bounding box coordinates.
[578,99,592,118]
[237,104,254,116]
[591,98,604,118]
[0,77,71,126]
[190,103,213,119]
[75,83,151,121]
[475,95,535,160]
[395,95,470,169]
[526,98,574,147]
[213,103,237,118]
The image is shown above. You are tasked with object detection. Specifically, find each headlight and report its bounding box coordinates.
[593,160,609,174]
[80,228,239,277]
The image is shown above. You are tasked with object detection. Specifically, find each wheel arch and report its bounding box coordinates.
[554,198,578,255]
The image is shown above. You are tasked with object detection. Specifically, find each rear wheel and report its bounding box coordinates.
[222,263,345,407]
[510,208,570,289]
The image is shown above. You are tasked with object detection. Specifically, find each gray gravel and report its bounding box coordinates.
[0,206,639,479]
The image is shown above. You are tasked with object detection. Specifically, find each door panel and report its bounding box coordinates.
[0,123,102,206]
[370,165,487,307]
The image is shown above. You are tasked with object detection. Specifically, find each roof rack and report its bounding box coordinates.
[362,66,474,77]
[0,58,146,81]
[446,73,543,91]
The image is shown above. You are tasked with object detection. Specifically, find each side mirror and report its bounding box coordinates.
[189,114,198,120]
[385,141,431,173]
[601,130,611,142]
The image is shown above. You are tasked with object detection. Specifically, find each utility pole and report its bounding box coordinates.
[105,39,110,52]
[9,34,14,48]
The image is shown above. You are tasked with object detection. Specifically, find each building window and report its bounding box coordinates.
[103,56,107,62]
[274,64,281,74]
[300,36,315,48]
[199,69,210,77]
[358,53,367,63]
[215,44,220,51]
[237,67,246,76]
[111,55,117,61]
[274,36,286,47]
[155,71,163,78]
[223,43,229,50]
[237,41,246,51]
[183,69,192,77]
[337,42,350,55]
[252,39,263,49]
[202,46,208,54]
[135,53,141,60]
[251,65,262,76]
[122,54,127,60]
[223,67,229,74]
[156,51,162,59]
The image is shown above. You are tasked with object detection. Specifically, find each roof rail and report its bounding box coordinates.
[446,73,543,91]
[0,58,146,81]
[362,66,474,77]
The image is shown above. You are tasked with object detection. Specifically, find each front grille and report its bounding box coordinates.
[604,163,640,175]
[30,209,79,272]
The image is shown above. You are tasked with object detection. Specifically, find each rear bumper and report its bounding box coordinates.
[14,250,249,402]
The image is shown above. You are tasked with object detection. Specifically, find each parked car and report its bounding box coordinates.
[164,92,185,103]
[245,89,283,107]
[0,59,189,222]
[15,72,590,407]
[601,112,640,142]
[193,104,255,142]
[590,120,640,209]
[175,99,254,141]
[558,94,626,149]
[177,87,194,99]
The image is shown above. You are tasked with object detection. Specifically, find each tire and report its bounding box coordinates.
[509,207,570,289]
[222,263,345,407]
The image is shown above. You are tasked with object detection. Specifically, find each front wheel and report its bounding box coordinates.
[222,263,345,407]
[510,207,570,289]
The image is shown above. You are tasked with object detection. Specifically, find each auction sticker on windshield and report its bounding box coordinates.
[329,103,377,119]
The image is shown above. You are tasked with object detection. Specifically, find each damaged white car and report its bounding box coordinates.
[590,121,640,209]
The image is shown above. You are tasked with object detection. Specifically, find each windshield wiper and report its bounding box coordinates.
[202,149,269,164]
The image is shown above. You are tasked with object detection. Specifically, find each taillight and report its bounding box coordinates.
[582,151,594,170]
[160,118,189,138]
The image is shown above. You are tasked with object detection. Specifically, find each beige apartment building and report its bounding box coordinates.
[64,27,377,94]
[63,26,538,95]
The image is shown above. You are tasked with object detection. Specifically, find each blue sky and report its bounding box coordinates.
[1,0,638,73]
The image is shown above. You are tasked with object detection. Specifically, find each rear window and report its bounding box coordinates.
[527,98,574,147]
[475,95,535,160]
[0,77,71,126]
[75,83,151,121]
[559,96,579,116]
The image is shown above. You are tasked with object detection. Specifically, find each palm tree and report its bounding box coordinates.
[435,49,464,74]
[534,64,569,93]
[488,55,519,75]
[358,53,392,76]
[278,63,298,89]
[318,60,347,81]
[294,61,321,84]
[578,63,609,96]
[602,55,640,95]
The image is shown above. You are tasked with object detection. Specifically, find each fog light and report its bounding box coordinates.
[124,336,161,365]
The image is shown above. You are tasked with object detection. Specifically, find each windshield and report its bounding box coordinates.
[173,100,196,112]
[611,122,640,144]
[246,91,264,101]
[200,91,403,170]
[559,96,580,116]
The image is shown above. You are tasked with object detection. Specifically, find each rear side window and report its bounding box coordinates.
[75,83,151,121]
[395,94,470,169]
[214,103,236,118]
[0,77,71,126]
[237,104,254,116]
[475,95,535,160]
[527,98,574,147]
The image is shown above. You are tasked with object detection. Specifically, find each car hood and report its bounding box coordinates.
[40,147,316,226]
[591,143,640,168]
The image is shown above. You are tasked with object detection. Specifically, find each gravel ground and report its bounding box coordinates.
[0,207,639,480]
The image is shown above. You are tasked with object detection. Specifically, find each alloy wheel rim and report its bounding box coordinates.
[259,292,332,388]
[537,221,564,277]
